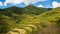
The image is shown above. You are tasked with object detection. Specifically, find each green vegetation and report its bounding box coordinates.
[0,17,10,34]
[0,5,60,34]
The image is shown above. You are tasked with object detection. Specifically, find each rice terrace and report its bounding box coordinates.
[0,0,60,34]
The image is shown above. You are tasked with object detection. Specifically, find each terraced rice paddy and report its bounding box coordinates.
[7,23,60,34]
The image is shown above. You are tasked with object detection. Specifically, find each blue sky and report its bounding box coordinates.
[0,0,60,9]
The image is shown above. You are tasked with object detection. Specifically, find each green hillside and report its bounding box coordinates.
[38,7,60,24]
[0,5,60,34]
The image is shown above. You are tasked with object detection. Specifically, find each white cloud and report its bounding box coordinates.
[52,1,60,8]
[0,1,3,6]
[37,5,44,7]
[3,0,48,6]
[23,0,31,5]
[38,0,48,1]
[23,0,48,5]
[31,0,47,3]
[4,0,23,6]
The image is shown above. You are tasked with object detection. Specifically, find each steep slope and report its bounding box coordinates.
[36,7,60,34]
[38,7,60,24]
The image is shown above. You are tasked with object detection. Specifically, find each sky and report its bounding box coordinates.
[0,0,60,9]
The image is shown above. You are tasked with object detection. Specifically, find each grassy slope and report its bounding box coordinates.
[35,8,60,34]
[37,8,60,24]
[0,7,60,34]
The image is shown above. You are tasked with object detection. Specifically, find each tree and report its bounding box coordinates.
[23,5,48,15]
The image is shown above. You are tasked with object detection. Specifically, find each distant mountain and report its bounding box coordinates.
[0,5,52,15]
